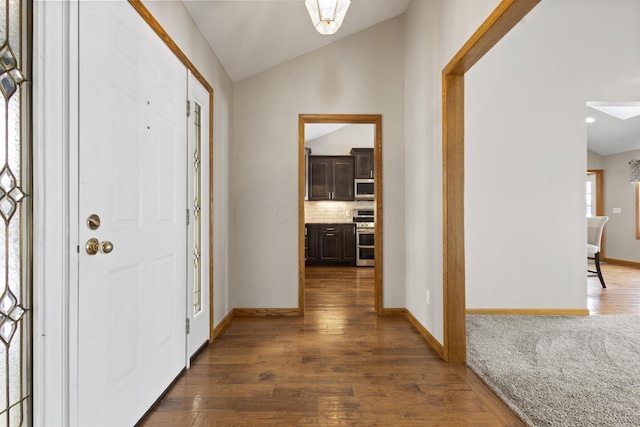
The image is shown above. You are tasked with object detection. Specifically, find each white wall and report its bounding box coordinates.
[232,17,406,309]
[603,149,640,262]
[465,1,640,310]
[588,150,604,170]
[142,0,233,327]
[404,0,499,343]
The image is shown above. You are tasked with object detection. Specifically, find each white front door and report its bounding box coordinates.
[78,2,187,426]
[187,73,211,359]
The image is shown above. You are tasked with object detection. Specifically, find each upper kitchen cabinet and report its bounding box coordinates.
[308,156,354,201]
[350,148,374,179]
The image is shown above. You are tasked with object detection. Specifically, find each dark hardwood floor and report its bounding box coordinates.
[140,262,640,426]
[140,267,523,426]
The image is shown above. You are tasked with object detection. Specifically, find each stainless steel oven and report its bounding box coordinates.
[352,208,374,267]
[356,224,374,267]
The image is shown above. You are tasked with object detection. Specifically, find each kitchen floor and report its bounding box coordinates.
[304,266,375,313]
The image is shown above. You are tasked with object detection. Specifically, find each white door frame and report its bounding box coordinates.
[33,0,79,425]
[32,1,214,425]
[186,71,212,361]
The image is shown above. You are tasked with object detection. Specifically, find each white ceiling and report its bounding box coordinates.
[179,0,639,157]
[304,123,349,142]
[587,105,640,156]
[181,0,411,82]
[304,123,374,155]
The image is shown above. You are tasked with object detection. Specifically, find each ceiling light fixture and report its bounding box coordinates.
[630,160,640,183]
[305,0,351,35]
[585,117,595,123]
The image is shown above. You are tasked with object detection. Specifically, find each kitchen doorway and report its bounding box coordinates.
[298,114,383,315]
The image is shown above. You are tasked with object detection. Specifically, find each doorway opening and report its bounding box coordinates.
[298,114,383,315]
[442,0,541,363]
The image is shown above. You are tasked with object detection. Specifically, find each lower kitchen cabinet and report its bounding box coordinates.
[342,224,355,263]
[305,223,355,266]
[305,224,319,263]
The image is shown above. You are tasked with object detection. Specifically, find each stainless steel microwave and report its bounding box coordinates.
[354,179,374,200]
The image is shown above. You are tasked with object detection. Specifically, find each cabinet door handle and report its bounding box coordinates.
[326,233,335,236]
[370,170,373,178]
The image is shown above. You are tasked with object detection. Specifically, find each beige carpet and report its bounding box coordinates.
[466,315,640,427]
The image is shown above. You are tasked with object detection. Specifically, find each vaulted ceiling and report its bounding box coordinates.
[179,0,640,157]
[181,0,411,82]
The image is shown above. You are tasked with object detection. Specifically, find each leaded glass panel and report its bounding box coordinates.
[193,103,202,315]
[0,0,31,425]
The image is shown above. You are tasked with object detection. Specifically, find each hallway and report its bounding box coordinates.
[139,267,522,426]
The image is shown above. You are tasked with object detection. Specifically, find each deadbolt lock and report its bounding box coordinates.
[87,214,101,230]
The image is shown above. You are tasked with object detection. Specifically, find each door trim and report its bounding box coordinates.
[442,0,541,363]
[128,0,215,341]
[588,170,604,217]
[299,114,383,314]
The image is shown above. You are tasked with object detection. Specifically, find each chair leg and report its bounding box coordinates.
[594,252,606,288]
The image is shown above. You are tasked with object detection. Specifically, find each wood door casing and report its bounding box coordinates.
[442,0,541,363]
[299,114,383,314]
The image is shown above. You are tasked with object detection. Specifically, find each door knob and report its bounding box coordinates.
[99,241,114,254]
[86,238,114,255]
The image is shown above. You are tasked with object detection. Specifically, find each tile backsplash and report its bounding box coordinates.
[305,200,374,223]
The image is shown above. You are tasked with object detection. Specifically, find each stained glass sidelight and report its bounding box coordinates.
[193,103,202,315]
[0,0,31,425]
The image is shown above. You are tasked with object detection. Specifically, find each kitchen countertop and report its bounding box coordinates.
[305,221,354,225]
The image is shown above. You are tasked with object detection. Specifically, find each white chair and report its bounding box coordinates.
[587,216,609,288]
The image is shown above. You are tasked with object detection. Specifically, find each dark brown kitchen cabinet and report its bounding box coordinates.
[350,148,374,179]
[305,224,318,263]
[305,223,355,266]
[319,225,341,262]
[341,223,355,263]
[308,156,354,201]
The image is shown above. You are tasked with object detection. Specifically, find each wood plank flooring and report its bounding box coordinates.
[139,267,524,426]
[140,262,640,426]
[588,260,640,314]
